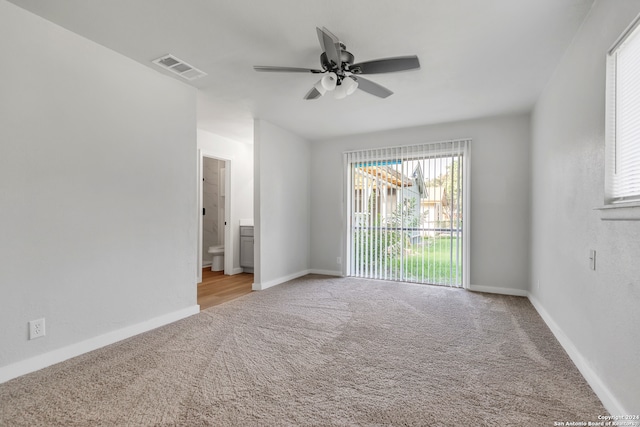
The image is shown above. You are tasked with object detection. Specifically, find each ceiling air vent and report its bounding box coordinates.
[152,54,207,80]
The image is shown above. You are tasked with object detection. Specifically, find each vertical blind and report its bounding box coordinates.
[345,140,469,287]
[608,14,640,203]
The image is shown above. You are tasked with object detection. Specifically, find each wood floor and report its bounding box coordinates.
[197,268,254,310]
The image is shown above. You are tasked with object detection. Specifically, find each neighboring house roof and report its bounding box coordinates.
[354,163,432,198]
[411,164,426,196]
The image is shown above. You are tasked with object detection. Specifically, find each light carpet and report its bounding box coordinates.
[0,275,606,426]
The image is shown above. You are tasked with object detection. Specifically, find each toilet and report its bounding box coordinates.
[208,245,224,271]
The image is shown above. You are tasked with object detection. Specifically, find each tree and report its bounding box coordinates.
[442,159,462,225]
[354,188,427,274]
[426,158,462,227]
[355,190,396,269]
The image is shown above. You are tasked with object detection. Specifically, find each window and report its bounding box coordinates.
[605,13,640,205]
[344,140,470,288]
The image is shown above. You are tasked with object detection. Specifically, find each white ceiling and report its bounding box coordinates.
[9,0,594,144]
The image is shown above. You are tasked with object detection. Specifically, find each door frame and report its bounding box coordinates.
[342,142,471,288]
[197,149,232,283]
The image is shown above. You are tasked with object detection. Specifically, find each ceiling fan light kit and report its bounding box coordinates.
[334,83,348,99]
[321,72,338,91]
[342,77,358,96]
[253,27,420,100]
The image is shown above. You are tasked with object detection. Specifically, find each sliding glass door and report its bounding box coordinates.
[345,140,469,287]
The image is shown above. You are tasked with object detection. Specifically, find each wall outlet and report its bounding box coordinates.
[336,257,342,265]
[29,318,45,340]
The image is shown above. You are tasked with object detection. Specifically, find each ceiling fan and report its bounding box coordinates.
[253,27,420,100]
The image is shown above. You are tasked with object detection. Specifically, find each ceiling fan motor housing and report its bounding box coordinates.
[320,50,355,74]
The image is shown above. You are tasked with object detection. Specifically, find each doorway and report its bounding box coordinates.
[197,151,231,283]
[202,157,226,268]
[345,140,470,288]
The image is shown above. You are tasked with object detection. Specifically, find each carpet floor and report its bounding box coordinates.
[0,275,606,426]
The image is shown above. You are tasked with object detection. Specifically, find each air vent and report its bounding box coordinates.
[152,54,207,80]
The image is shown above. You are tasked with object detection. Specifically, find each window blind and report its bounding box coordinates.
[344,140,470,287]
[608,14,640,203]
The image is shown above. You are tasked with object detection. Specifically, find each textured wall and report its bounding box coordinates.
[310,113,531,292]
[530,0,640,414]
[254,120,311,287]
[0,1,197,371]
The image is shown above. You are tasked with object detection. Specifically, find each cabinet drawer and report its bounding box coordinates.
[240,226,254,237]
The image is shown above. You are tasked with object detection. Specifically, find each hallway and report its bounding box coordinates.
[197,269,253,310]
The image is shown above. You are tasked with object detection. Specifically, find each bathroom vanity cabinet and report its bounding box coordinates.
[240,226,254,273]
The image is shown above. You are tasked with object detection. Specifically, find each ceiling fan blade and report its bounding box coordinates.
[351,76,393,98]
[304,86,323,100]
[317,27,341,69]
[253,65,322,73]
[351,55,420,74]
[316,27,327,53]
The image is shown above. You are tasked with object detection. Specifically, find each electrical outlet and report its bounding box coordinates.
[29,318,45,340]
[336,257,342,265]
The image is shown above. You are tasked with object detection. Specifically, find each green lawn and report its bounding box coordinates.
[354,234,463,286]
[399,237,463,285]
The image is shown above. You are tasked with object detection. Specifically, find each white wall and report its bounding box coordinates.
[530,0,640,414]
[254,120,311,289]
[197,129,254,273]
[0,1,198,379]
[310,113,531,293]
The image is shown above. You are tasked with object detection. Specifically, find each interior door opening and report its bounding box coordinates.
[197,151,231,283]
[202,157,226,270]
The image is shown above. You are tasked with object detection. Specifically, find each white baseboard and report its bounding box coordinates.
[468,284,528,296]
[527,293,627,415]
[0,305,200,384]
[308,269,343,276]
[252,269,311,291]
